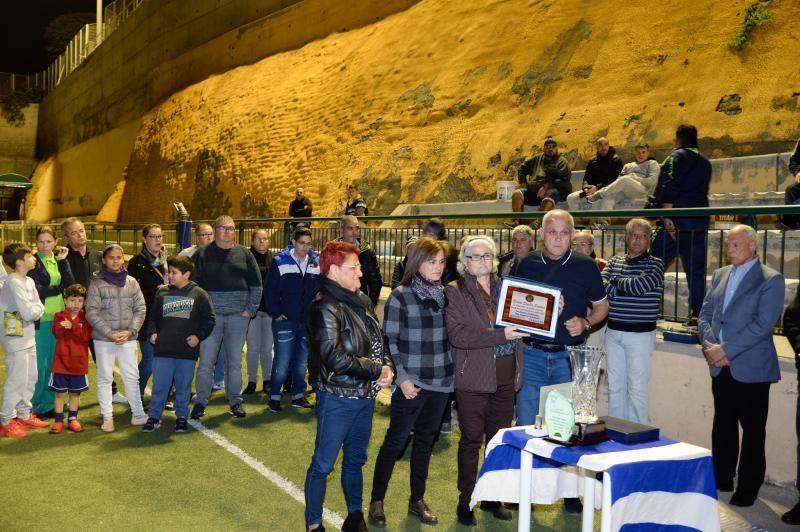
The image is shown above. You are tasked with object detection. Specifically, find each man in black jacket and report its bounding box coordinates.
[783,292,800,525]
[512,137,572,214]
[337,216,382,308]
[566,137,623,210]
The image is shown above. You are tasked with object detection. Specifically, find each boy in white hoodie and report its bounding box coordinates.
[0,243,47,438]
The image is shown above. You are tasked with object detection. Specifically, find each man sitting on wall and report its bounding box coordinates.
[511,137,572,215]
[566,137,623,211]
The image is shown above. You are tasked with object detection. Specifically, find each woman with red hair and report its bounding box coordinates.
[304,241,394,532]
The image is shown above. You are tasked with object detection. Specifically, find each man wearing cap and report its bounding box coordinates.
[512,137,572,215]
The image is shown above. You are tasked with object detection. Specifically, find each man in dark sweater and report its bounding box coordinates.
[336,216,382,308]
[512,137,572,214]
[243,229,273,395]
[288,187,313,219]
[190,215,262,420]
[61,217,124,403]
[566,137,623,210]
[144,256,215,432]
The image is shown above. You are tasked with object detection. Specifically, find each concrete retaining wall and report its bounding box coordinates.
[36,0,420,156]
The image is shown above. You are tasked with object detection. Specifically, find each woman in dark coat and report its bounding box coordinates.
[444,235,526,525]
[127,223,168,397]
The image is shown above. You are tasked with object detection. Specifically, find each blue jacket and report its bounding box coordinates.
[698,261,784,383]
[653,147,711,230]
[264,246,320,321]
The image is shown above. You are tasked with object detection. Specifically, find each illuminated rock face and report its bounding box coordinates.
[119,0,800,222]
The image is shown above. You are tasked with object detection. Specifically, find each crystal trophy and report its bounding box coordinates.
[568,345,607,445]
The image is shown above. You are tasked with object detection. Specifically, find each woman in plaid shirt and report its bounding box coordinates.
[368,237,454,527]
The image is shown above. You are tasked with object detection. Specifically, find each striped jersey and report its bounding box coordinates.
[601,252,664,332]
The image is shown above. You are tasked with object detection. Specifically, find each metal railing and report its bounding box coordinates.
[1,0,145,96]
[2,205,799,326]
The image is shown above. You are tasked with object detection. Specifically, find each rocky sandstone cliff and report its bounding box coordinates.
[119,0,800,222]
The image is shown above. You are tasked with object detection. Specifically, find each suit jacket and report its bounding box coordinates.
[698,260,784,383]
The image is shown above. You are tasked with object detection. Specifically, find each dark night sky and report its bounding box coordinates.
[1,0,115,74]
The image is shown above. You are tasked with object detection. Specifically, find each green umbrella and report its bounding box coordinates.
[0,173,32,189]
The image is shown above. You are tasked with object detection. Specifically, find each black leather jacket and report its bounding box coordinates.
[307,277,392,399]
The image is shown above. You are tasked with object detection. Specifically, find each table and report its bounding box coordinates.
[471,427,720,532]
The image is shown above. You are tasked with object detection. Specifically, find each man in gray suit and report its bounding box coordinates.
[698,224,785,507]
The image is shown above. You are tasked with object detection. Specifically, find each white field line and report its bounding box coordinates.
[112,369,342,529]
[189,419,345,531]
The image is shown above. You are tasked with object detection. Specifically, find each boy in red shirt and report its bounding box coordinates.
[49,284,92,433]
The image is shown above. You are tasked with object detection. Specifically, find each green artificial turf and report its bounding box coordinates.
[1,353,590,531]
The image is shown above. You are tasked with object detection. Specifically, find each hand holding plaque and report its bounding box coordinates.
[494,276,562,340]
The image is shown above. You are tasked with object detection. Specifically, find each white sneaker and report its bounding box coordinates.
[112,393,128,405]
[212,381,225,390]
[131,415,148,426]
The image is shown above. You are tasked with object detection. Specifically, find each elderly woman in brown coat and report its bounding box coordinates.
[444,235,528,526]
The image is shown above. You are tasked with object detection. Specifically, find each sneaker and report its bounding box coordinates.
[341,511,368,532]
[782,501,800,524]
[1,419,27,438]
[212,380,225,390]
[164,401,174,411]
[242,382,257,395]
[18,413,50,429]
[291,397,313,409]
[131,415,148,426]
[100,417,115,433]
[49,421,64,434]
[175,417,189,433]
[190,403,206,420]
[142,418,161,432]
[67,419,83,432]
[112,392,128,404]
[229,403,246,418]
[262,380,270,394]
[268,400,282,413]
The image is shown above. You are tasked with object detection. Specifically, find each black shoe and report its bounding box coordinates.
[292,397,313,409]
[408,499,438,525]
[175,417,188,433]
[368,501,386,527]
[480,501,512,521]
[190,403,206,420]
[782,501,800,524]
[341,511,368,532]
[563,497,583,514]
[456,504,476,526]
[683,317,698,327]
[142,418,161,432]
[229,403,246,418]
[37,410,55,419]
[242,381,257,395]
[164,401,174,411]
[729,491,756,507]
[262,380,270,393]
[268,400,282,413]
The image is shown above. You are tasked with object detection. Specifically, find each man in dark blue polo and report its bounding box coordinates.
[514,209,608,514]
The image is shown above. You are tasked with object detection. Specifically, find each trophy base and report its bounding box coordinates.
[570,420,607,446]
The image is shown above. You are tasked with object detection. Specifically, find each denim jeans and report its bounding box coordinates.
[195,313,249,406]
[515,345,572,426]
[246,311,273,382]
[214,344,226,384]
[371,388,449,503]
[149,357,196,420]
[304,391,374,527]
[138,340,155,396]
[269,318,308,401]
[605,329,655,424]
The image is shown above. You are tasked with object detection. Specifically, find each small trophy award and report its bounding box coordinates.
[568,345,607,445]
